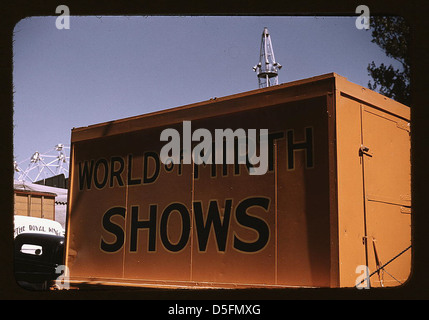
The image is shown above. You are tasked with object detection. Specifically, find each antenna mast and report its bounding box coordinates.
[253,27,282,88]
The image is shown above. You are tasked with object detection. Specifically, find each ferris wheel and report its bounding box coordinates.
[14,144,70,183]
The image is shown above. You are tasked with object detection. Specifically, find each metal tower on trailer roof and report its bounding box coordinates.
[253,27,282,88]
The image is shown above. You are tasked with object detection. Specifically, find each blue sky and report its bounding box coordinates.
[12,15,399,180]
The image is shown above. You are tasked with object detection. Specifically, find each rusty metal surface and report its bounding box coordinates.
[65,73,411,288]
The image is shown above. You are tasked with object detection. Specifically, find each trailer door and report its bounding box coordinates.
[360,105,411,287]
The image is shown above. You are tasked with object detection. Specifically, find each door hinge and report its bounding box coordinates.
[396,122,411,133]
[400,206,412,214]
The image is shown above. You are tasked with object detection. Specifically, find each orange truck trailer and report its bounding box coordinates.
[64,73,411,289]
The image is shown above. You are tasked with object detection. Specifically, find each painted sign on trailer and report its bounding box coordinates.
[65,73,411,289]
[14,215,64,238]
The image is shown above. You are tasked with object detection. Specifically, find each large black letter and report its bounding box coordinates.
[78,160,94,190]
[127,154,142,185]
[101,207,126,253]
[143,152,160,184]
[94,158,109,189]
[233,197,270,253]
[268,132,284,171]
[130,205,157,252]
[193,200,232,252]
[287,127,314,170]
[110,156,125,187]
[160,203,190,252]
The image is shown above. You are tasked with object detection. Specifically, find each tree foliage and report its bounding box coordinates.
[367,16,410,105]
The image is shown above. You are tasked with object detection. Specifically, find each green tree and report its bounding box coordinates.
[367,16,410,105]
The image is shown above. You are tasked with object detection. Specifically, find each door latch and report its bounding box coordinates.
[359,145,372,157]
